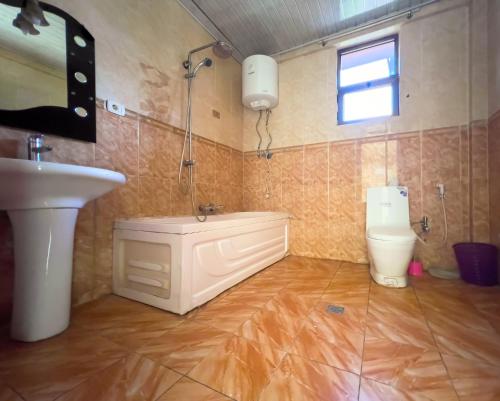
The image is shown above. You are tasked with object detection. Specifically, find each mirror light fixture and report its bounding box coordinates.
[12,0,49,35]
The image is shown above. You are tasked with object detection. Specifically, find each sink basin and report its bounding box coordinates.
[0,157,126,341]
[0,157,125,209]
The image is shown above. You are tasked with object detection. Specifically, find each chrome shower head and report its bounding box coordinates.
[187,57,212,78]
[212,41,233,59]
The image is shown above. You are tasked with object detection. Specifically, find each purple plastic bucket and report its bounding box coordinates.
[453,243,498,286]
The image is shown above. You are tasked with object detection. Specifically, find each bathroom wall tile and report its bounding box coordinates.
[329,142,356,261]
[195,183,215,207]
[391,133,422,223]
[460,126,471,243]
[215,145,231,186]
[0,125,28,158]
[358,139,387,202]
[194,137,216,185]
[44,135,95,167]
[420,127,463,270]
[139,176,171,216]
[489,112,500,251]
[304,182,329,258]
[241,121,490,270]
[470,123,490,242]
[167,128,186,185]
[303,144,329,258]
[232,185,244,211]
[281,147,304,185]
[304,143,328,185]
[56,354,181,401]
[243,153,261,189]
[230,149,244,187]
[281,148,305,255]
[95,108,139,176]
[72,202,96,305]
[139,119,171,178]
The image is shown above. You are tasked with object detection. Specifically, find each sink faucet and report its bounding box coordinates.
[198,203,224,215]
[27,134,52,161]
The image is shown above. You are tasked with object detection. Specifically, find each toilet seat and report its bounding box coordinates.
[367,226,416,243]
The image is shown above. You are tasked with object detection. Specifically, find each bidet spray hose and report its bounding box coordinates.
[415,191,448,246]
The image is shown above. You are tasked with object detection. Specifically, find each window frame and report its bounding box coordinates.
[337,34,400,125]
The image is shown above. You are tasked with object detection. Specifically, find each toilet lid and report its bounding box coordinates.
[367,226,416,242]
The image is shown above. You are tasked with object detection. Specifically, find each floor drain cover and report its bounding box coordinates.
[327,305,344,314]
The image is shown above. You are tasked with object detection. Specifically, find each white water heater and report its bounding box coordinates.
[242,55,278,110]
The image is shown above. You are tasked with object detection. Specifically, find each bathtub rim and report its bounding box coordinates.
[114,211,291,234]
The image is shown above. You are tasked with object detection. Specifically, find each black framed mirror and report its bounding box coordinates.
[0,0,96,142]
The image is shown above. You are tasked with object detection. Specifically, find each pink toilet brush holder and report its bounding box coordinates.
[408,260,423,276]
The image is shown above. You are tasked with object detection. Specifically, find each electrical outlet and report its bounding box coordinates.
[106,100,125,116]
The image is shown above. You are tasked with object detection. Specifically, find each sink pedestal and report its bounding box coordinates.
[8,209,78,342]
[1,157,125,342]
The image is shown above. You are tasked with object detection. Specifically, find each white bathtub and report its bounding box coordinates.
[112,212,289,314]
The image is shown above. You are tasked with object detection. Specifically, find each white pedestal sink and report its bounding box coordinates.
[0,157,126,342]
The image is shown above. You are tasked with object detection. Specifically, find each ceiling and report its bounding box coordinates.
[0,2,66,74]
[178,0,438,62]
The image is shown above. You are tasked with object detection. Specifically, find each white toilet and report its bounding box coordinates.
[366,186,417,288]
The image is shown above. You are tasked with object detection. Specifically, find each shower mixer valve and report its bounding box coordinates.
[412,215,430,233]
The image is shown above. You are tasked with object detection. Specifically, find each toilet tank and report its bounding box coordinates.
[366,186,410,230]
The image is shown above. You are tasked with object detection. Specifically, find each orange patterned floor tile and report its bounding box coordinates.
[359,377,458,401]
[362,337,457,400]
[289,301,365,374]
[0,384,23,401]
[0,326,127,401]
[157,377,231,401]
[258,354,359,401]
[136,320,231,374]
[2,256,500,401]
[188,335,285,401]
[55,354,181,401]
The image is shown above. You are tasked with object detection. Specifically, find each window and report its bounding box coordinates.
[337,35,399,124]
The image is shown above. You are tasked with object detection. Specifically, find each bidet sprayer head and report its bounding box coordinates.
[436,183,445,199]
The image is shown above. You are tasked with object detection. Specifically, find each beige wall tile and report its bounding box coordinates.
[488,112,500,253]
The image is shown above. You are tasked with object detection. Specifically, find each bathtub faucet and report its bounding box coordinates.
[198,203,224,215]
